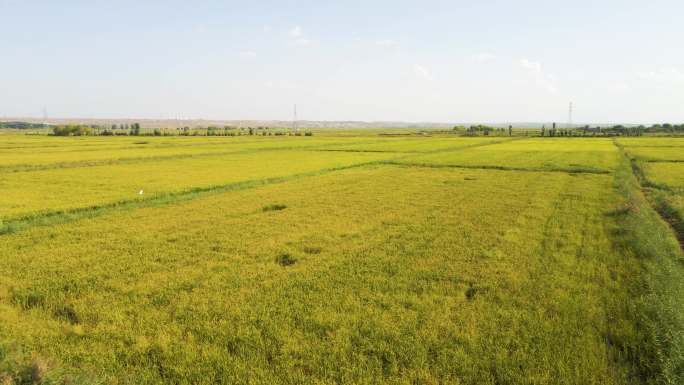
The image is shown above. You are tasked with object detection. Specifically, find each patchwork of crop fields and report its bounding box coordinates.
[1,134,683,384]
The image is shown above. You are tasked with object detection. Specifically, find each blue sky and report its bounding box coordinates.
[1,0,683,123]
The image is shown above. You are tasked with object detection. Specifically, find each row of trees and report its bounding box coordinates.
[49,121,684,138]
[540,124,646,137]
[452,125,510,136]
[53,123,313,137]
[547,124,684,137]
[0,121,45,129]
[631,123,684,133]
[53,124,139,136]
[450,122,684,137]
[52,125,96,136]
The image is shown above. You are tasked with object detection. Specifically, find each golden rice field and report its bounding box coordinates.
[0,133,683,385]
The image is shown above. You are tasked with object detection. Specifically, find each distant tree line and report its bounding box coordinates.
[0,121,47,129]
[448,122,684,137]
[636,123,684,134]
[542,123,684,137]
[52,123,313,137]
[52,125,97,136]
[452,125,509,136]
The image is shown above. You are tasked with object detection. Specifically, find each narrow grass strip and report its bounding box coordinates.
[611,139,684,383]
[306,149,415,153]
[380,160,611,175]
[644,159,684,163]
[0,161,383,235]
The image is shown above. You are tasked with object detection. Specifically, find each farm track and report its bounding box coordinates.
[0,138,515,235]
[614,140,684,252]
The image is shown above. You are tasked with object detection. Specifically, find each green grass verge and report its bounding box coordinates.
[379,160,612,175]
[612,145,684,383]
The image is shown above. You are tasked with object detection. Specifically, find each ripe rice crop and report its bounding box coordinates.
[0,133,682,384]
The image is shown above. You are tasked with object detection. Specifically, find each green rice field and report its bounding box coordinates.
[1,133,683,384]
[617,137,684,253]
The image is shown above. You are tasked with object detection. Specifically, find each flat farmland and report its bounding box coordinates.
[0,137,503,222]
[0,136,381,171]
[0,150,396,221]
[618,138,684,251]
[641,162,684,190]
[0,134,683,384]
[392,138,620,173]
[312,137,505,153]
[618,137,684,162]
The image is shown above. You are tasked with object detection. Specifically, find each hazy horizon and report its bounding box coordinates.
[4,115,669,128]
[2,0,683,124]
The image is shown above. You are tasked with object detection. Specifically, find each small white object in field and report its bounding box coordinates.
[139,189,144,195]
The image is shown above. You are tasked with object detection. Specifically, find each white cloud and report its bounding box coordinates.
[519,58,557,94]
[519,58,541,72]
[375,39,398,47]
[294,38,311,46]
[471,53,496,62]
[289,26,303,38]
[261,80,301,90]
[414,64,433,81]
[638,68,684,83]
[192,24,209,34]
[608,82,631,93]
[288,26,312,46]
[239,50,257,58]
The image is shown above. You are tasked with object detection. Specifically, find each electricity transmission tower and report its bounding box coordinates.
[567,102,573,128]
[293,104,298,132]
